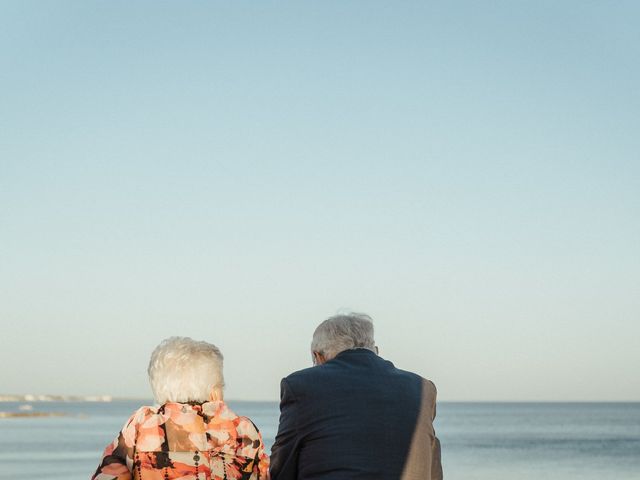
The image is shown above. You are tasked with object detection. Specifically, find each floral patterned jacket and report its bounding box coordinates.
[92,400,269,480]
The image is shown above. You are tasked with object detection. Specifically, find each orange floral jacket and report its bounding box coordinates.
[92,400,269,480]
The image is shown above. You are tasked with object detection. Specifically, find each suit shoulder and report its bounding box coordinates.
[284,365,322,386]
[282,364,337,397]
[415,375,438,398]
[421,377,438,397]
[393,367,438,393]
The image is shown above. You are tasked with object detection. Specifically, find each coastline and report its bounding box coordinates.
[0,394,113,402]
[0,411,67,418]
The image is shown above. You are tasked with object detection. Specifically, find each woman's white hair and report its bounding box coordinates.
[147,336,224,405]
[311,312,376,360]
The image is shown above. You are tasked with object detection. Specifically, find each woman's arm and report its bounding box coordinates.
[91,412,138,480]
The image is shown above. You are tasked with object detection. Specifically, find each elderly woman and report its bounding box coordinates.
[92,337,269,480]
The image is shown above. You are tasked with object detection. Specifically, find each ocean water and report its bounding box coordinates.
[0,401,638,479]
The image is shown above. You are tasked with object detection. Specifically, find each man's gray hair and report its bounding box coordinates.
[311,312,376,360]
[147,336,224,405]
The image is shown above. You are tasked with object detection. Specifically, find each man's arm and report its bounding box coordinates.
[430,382,443,480]
[400,378,443,480]
[269,378,301,480]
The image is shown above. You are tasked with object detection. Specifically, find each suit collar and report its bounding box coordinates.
[334,348,378,359]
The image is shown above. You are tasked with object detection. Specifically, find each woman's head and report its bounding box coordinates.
[147,337,224,405]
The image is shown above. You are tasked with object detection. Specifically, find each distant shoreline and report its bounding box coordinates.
[0,394,113,402]
[0,411,68,418]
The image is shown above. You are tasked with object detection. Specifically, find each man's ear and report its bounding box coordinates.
[313,351,327,366]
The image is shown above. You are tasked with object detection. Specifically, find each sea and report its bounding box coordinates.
[0,401,638,479]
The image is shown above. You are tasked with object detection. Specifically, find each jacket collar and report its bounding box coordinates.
[334,348,378,359]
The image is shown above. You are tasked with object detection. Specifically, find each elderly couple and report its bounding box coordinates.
[92,313,442,480]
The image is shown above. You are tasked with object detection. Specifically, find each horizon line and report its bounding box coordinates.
[1,394,638,404]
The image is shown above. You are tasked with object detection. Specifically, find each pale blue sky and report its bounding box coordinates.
[1,1,638,401]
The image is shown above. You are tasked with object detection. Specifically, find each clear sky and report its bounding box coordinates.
[1,1,638,402]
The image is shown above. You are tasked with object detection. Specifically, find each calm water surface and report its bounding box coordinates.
[0,401,638,479]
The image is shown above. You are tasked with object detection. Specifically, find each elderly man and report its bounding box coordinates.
[270,313,442,480]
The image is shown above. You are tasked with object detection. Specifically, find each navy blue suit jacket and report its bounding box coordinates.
[269,349,442,480]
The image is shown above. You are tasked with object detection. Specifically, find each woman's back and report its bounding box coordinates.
[93,400,269,480]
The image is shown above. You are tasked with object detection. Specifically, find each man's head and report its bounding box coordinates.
[311,312,377,365]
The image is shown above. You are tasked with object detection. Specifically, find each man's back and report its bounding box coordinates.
[270,348,442,480]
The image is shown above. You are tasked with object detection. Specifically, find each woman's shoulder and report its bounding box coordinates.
[134,404,159,416]
[233,415,264,458]
[234,415,262,437]
[122,404,160,428]
[211,403,262,439]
